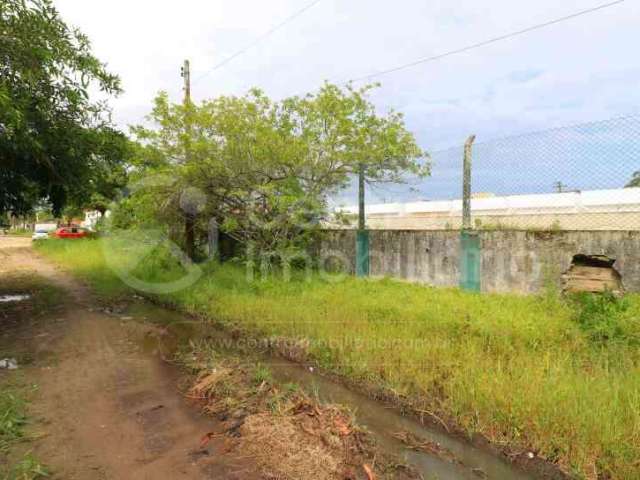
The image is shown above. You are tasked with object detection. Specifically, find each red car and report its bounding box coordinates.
[55,226,89,239]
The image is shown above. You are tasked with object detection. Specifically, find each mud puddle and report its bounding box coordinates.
[126,301,538,480]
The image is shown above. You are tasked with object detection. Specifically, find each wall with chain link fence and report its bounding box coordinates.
[341,115,640,231]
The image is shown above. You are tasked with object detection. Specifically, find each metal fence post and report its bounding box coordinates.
[462,135,475,230]
[356,230,370,277]
[356,163,370,277]
[460,135,480,292]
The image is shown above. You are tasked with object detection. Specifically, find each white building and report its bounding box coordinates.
[334,188,640,231]
[81,210,110,230]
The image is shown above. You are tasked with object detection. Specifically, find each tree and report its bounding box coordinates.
[128,83,428,256]
[0,0,125,216]
[625,171,640,188]
[64,128,132,215]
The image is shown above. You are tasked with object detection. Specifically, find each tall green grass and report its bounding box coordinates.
[36,238,640,479]
[0,379,48,480]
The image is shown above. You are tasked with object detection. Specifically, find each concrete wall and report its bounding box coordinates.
[317,230,640,294]
[363,211,640,231]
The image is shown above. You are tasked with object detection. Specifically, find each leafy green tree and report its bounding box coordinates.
[0,0,126,216]
[625,171,640,188]
[129,84,428,255]
[66,128,132,215]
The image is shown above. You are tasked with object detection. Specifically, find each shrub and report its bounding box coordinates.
[572,292,631,343]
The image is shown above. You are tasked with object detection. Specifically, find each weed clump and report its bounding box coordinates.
[571,292,635,344]
[0,391,26,454]
[179,345,417,480]
[0,380,48,479]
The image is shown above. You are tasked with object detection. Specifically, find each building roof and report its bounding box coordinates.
[336,188,640,217]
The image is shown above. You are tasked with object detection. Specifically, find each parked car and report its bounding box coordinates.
[32,229,50,241]
[54,226,89,239]
[34,223,57,234]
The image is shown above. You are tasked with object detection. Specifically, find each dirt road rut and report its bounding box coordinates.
[0,237,258,479]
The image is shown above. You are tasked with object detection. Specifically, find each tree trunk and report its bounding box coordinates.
[185,214,195,260]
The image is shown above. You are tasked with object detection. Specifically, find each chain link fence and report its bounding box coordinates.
[358,115,640,231]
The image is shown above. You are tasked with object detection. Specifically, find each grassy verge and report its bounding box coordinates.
[2,229,32,237]
[36,238,640,479]
[0,377,48,480]
[0,274,60,480]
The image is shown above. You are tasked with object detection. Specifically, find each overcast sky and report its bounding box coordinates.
[55,0,640,203]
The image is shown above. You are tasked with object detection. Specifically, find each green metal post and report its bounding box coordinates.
[356,230,369,277]
[460,135,480,291]
[459,231,480,291]
[356,163,369,277]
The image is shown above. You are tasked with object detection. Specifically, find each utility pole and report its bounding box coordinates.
[181,59,191,103]
[553,181,566,193]
[181,59,195,260]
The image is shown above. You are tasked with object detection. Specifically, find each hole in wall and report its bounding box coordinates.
[562,254,623,294]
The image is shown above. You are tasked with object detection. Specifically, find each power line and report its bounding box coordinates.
[346,0,625,84]
[193,0,323,84]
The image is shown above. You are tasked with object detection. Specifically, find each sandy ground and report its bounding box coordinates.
[0,236,259,480]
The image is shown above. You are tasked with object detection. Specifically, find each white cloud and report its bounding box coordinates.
[55,0,639,129]
[55,0,640,202]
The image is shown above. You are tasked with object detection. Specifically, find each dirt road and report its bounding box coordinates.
[0,236,257,479]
